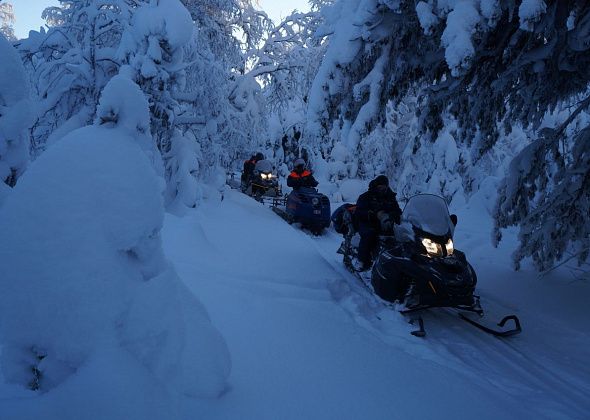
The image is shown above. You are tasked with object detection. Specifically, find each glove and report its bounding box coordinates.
[377,211,395,232]
[381,219,393,232]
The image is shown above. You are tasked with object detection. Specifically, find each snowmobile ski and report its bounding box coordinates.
[409,316,426,337]
[458,313,522,337]
[399,302,484,317]
[398,303,521,338]
[271,205,292,223]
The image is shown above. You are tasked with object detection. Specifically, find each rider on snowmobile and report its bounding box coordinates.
[242,152,265,183]
[287,158,319,189]
[354,175,402,271]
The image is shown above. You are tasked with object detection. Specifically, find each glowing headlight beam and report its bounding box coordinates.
[421,238,443,257]
[445,239,454,256]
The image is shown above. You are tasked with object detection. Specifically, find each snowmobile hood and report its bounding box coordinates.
[255,159,273,173]
[396,194,455,241]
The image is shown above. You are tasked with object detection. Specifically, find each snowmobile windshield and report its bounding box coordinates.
[401,194,453,237]
[255,160,273,173]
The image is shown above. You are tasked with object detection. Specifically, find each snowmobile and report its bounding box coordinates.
[242,160,282,202]
[272,187,331,235]
[340,193,521,338]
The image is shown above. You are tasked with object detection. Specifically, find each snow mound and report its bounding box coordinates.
[131,0,193,50]
[165,130,202,211]
[122,270,231,397]
[519,0,547,31]
[441,1,480,76]
[0,33,31,185]
[480,0,500,22]
[0,181,9,206]
[338,178,367,202]
[416,2,439,35]
[0,119,229,397]
[96,73,163,176]
[0,35,29,105]
[96,74,151,138]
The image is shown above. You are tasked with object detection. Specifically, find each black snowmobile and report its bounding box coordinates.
[340,194,521,337]
[242,159,282,202]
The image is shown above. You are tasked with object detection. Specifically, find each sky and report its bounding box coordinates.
[10,0,311,40]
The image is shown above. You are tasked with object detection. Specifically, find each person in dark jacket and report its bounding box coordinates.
[287,158,319,189]
[242,152,264,183]
[354,175,402,271]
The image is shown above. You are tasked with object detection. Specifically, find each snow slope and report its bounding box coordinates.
[1,184,588,418]
[161,188,589,419]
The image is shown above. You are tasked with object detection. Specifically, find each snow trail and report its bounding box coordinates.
[162,188,589,419]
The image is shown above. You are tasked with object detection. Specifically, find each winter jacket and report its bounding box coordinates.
[355,186,402,229]
[287,170,319,189]
[243,157,257,177]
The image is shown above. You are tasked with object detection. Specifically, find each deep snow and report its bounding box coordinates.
[164,188,588,419]
[0,73,230,418]
[1,185,589,419]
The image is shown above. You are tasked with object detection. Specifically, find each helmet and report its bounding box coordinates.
[255,152,265,161]
[373,175,389,187]
[370,175,389,195]
[294,158,306,169]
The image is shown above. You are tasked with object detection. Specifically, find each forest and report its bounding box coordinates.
[0,1,589,418]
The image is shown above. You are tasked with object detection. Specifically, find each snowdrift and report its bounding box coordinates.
[0,76,230,418]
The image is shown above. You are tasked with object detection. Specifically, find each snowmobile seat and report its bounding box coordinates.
[332,203,357,235]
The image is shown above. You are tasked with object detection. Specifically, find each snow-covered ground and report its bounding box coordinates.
[164,188,589,419]
[1,186,589,419]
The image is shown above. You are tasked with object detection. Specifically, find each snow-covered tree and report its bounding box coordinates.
[247,2,333,171]
[20,0,130,155]
[306,0,585,168]
[181,0,269,70]
[17,0,266,208]
[494,102,590,271]
[0,2,15,41]
[303,0,590,271]
[0,33,31,188]
[117,0,199,208]
[304,0,426,185]
[177,0,272,175]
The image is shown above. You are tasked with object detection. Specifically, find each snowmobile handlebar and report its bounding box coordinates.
[377,210,398,233]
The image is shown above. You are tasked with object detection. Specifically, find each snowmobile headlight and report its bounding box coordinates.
[312,197,320,205]
[260,173,268,180]
[445,239,454,256]
[421,238,443,258]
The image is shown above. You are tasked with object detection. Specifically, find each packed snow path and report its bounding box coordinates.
[164,189,589,419]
